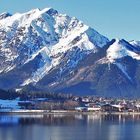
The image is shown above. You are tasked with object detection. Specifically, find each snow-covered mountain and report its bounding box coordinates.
[0,8,108,84]
[0,8,140,97]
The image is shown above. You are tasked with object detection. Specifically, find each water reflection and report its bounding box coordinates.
[0,114,140,140]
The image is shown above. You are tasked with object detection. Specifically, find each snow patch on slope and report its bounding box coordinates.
[107,39,140,62]
[115,63,132,81]
[129,40,140,47]
[107,39,128,63]
[51,24,89,55]
[21,46,61,86]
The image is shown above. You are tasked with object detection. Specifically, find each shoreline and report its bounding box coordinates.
[1,110,140,115]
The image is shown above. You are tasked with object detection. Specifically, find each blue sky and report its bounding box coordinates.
[0,0,139,41]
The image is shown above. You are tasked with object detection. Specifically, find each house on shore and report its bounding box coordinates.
[75,103,101,112]
[101,104,125,112]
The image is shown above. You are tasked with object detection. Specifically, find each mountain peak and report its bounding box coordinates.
[107,39,128,62]
[0,7,59,28]
[0,7,109,79]
[26,7,58,16]
[114,38,121,42]
[3,7,140,97]
[129,40,140,47]
[107,38,140,63]
[42,7,58,16]
[0,12,12,20]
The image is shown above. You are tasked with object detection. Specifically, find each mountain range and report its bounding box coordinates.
[0,8,140,98]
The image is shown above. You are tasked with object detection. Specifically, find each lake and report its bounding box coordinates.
[0,114,140,140]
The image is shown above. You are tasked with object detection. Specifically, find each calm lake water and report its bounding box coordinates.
[0,114,140,140]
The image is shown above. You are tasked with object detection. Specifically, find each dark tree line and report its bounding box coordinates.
[0,88,73,101]
[0,89,18,100]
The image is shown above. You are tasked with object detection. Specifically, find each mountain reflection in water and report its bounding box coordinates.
[0,114,140,140]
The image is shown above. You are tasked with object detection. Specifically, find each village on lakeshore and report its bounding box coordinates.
[1,95,140,114]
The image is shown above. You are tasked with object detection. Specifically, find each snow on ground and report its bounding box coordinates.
[0,98,20,109]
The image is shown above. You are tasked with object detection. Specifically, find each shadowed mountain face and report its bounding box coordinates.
[35,42,139,98]
[0,8,140,98]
